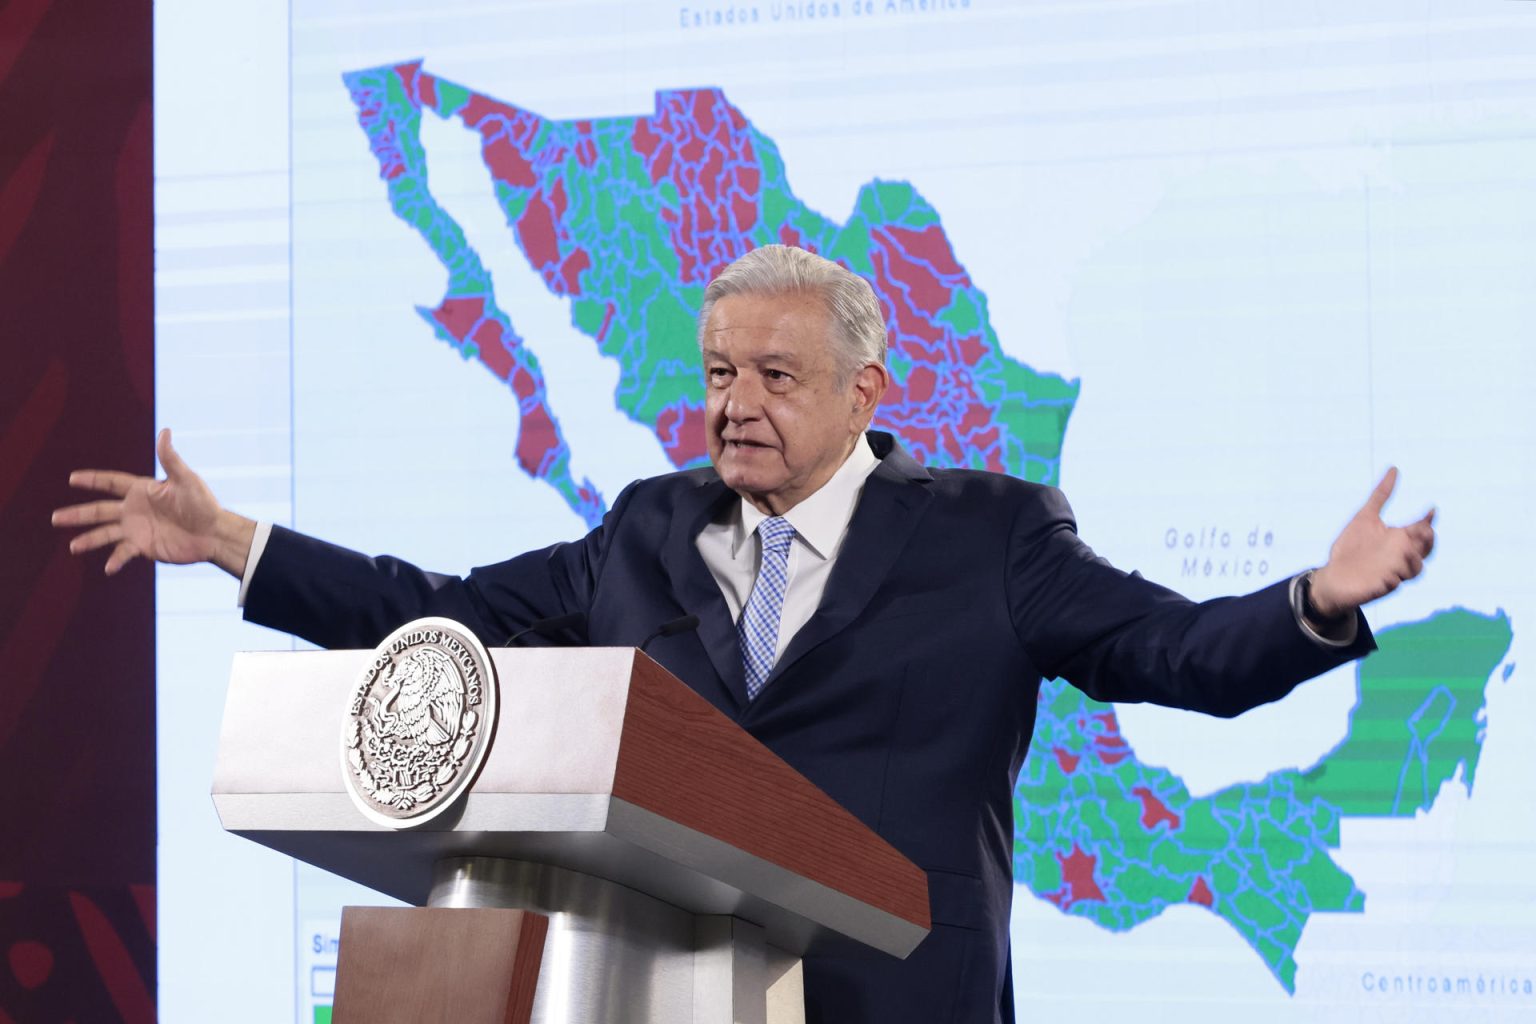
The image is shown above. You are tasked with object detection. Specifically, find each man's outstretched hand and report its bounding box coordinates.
[1309,467,1436,619]
[52,428,256,578]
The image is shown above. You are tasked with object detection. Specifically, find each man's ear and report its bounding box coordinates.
[850,363,890,424]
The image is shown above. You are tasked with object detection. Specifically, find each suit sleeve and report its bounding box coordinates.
[242,482,639,650]
[1005,485,1376,718]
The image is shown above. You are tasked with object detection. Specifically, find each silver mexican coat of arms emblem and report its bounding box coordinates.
[341,617,498,828]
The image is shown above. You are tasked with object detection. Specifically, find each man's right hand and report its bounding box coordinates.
[52,428,256,578]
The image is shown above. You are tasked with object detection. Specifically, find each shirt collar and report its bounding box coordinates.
[731,434,880,561]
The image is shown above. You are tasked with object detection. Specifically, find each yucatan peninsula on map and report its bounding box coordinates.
[341,59,1516,992]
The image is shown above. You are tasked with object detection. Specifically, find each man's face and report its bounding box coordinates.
[702,291,885,516]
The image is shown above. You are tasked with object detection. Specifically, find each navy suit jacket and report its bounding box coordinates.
[245,431,1374,1023]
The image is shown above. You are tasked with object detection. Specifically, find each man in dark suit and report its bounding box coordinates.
[55,245,1434,1022]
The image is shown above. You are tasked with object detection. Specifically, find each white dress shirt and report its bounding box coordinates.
[238,520,274,606]
[695,434,880,666]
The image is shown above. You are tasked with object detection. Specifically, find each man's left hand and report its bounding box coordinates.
[1310,467,1436,619]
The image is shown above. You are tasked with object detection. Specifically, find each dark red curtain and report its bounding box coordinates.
[0,0,156,1019]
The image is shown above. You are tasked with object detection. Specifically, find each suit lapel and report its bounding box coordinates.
[661,435,933,714]
[658,473,750,709]
[757,436,933,696]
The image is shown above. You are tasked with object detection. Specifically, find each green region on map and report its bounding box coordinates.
[1016,608,1513,990]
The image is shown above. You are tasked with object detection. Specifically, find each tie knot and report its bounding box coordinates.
[757,516,795,554]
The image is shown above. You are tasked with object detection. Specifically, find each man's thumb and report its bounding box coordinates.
[156,427,189,478]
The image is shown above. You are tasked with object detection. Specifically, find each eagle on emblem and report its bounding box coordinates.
[368,647,464,746]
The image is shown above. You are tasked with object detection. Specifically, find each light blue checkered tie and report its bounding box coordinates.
[738,516,796,700]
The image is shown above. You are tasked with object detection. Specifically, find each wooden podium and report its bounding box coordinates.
[212,645,930,1023]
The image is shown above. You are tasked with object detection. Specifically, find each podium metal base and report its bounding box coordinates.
[428,856,805,1024]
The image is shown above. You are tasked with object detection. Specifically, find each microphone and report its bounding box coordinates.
[640,613,700,655]
[502,612,587,647]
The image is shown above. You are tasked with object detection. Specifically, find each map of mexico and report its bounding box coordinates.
[340,57,1519,999]
[343,60,1080,528]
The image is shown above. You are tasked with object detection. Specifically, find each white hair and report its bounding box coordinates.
[697,245,887,383]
